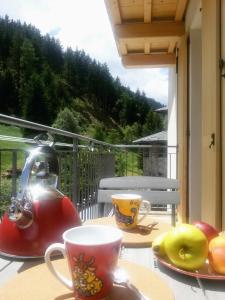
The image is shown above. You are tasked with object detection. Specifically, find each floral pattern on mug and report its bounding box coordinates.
[72,253,103,297]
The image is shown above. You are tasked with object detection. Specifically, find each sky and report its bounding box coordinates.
[0,0,168,105]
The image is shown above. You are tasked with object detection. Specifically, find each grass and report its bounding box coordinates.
[0,124,28,173]
[0,124,29,215]
[115,150,142,176]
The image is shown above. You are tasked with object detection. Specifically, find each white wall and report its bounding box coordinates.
[167,66,177,179]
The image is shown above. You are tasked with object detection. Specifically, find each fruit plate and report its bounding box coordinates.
[157,256,225,280]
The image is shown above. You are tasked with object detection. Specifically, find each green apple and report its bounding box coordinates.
[152,232,168,258]
[164,224,208,271]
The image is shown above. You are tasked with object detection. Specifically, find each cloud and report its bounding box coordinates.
[0,0,168,104]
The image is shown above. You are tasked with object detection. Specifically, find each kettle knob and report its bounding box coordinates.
[8,196,33,229]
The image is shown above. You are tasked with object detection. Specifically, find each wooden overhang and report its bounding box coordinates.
[105,0,188,68]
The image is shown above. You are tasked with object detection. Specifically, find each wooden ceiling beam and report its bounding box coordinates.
[119,41,128,55]
[168,40,177,53]
[114,21,185,39]
[175,0,188,21]
[144,0,152,23]
[105,0,121,25]
[144,41,151,54]
[122,36,179,45]
[122,54,176,68]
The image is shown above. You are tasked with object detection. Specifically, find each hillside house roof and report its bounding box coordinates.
[155,106,168,113]
[133,130,167,144]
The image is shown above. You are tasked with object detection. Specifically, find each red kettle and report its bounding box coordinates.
[0,135,81,258]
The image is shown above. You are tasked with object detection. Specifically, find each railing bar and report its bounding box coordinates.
[90,150,93,219]
[77,150,81,212]
[91,151,95,216]
[90,151,93,219]
[78,151,81,215]
[72,139,78,207]
[69,152,72,198]
[63,154,67,195]
[84,152,87,219]
[92,151,96,218]
[81,151,85,221]
[58,152,62,191]
[0,134,179,151]
[0,151,2,201]
[86,151,89,221]
[0,114,111,147]
[67,154,70,198]
[11,150,17,197]
[87,151,90,220]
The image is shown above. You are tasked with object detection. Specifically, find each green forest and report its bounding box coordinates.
[0,15,164,144]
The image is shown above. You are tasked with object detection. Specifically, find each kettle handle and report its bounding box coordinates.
[44,243,73,290]
[17,143,59,201]
[8,134,59,226]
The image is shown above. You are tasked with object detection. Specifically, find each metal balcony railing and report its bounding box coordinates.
[0,114,177,221]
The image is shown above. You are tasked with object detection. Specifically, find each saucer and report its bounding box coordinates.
[0,259,173,300]
[84,216,171,247]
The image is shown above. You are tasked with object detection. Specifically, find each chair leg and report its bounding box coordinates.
[171,204,176,226]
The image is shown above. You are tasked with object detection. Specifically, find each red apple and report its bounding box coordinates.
[192,221,219,242]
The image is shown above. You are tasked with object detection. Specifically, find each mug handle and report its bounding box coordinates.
[138,200,151,223]
[44,243,73,290]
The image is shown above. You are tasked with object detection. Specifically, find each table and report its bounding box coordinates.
[1,215,225,300]
[0,258,174,300]
[84,215,171,247]
[122,248,225,300]
[1,248,225,299]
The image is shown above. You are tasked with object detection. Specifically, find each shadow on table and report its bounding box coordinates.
[157,261,225,292]
[54,293,74,300]
[54,285,144,300]
[18,258,44,273]
[123,222,159,236]
[0,254,44,273]
[19,253,64,273]
[0,253,64,274]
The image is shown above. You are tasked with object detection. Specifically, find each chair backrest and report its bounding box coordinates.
[98,176,179,204]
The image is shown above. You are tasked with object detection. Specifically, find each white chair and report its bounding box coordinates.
[97,176,179,226]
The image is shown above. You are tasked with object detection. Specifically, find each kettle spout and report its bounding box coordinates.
[8,197,33,229]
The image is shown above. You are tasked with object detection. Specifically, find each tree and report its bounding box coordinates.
[142,110,163,136]
[92,123,106,141]
[22,73,50,124]
[123,123,142,144]
[52,108,81,134]
[19,39,38,115]
[0,67,18,114]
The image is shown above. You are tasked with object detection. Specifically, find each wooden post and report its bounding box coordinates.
[221,0,225,230]
[201,0,221,229]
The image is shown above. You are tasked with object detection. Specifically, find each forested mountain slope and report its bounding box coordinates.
[0,16,164,142]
